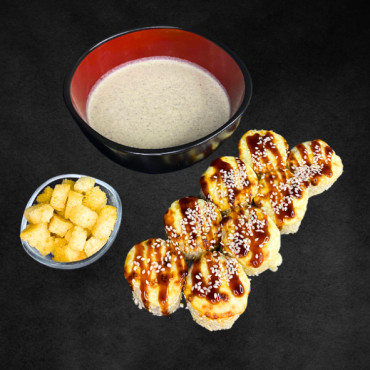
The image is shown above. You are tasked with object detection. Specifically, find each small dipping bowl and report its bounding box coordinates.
[64,26,252,173]
[20,174,122,269]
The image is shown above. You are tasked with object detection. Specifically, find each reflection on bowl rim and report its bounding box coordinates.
[63,26,253,157]
[20,174,122,270]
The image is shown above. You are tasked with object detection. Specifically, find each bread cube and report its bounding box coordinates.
[62,179,75,188]
[64,246,87,262]
[53,243,68,262]
[50,183,71,212]
[55,209,65,218]
[92,205,117,241]
[24,203,54,224]
[84,236,105,257]
[53,237,67,249]
[64,228,73,242]
[74,177,95,194]
[53,239,86,262]
[64,190,83,220]
[36,186,53,204]
[82,186,107,212]
[20,223,54,256]
[68,205,98,230]
[68,226,88,251]
[48,214,73,237]
[38,237,56,257]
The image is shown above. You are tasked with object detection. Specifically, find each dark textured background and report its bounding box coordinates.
[1,0,370,369]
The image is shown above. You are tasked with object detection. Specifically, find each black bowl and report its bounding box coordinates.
[64,26,252,173]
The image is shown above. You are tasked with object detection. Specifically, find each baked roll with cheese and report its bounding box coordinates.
[220,206,282,276]
[253,168,309,234]
[163,197,222,260]
[200,156,258,214]
[287,139,343,197]
[183,251,251,331]
[238,130,289,174]
[124,238,188,316]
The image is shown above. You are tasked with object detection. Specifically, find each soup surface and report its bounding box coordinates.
[87,57,230,149]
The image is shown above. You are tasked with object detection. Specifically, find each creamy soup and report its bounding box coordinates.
[87,57,230,149]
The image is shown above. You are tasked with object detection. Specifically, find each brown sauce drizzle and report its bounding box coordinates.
[323,146,334,176]
[155,243,169,315]
[178,197,199,244]
[311,140,333,184]
[177,197,219,251]
[223,207,270,268]
[235,157,253,200]
[212,157,239,206]
[260,170,304,228]
[189,252,244,304]
[124,241,150,311]
[290,140,334,186]
[228,268,245,297]
[296,143,308,164]
[246,132,284,171]
[200,157,252,208]
[124,239,187,316]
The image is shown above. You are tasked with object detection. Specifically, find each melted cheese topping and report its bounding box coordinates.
[221,206,282,275]
[124,238,188,316]
[238,130,289,174]
[288,139,343,196]
[183,251,250,320]
[164,197,222,259]
[253,168,309,231]
[200,156,258,213]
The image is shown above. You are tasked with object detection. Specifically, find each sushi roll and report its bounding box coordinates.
[238,130,289,174]
[124,238,188,316]
[287,139,343,197]
[183,251,251,331]
[200,156,258,214]
[253,168,309,234]
[163,197,222,260]
[220,206,282,276]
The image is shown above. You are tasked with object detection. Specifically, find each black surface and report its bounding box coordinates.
[1,1,370,369]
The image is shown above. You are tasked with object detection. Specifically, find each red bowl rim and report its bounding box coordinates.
[63,26,253,156]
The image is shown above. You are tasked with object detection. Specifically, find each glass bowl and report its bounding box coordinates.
[20,174,122,269]
[64,26,252,173]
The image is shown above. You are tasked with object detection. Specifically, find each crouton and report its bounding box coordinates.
[92,205,117,241]
[24,203,54,224]
[62,179,75,188]
[36,186,53,204]
[64,190,83,220]
[48,214,73,237]
[20,223,54,256]
[84,236,106,257]
[64,246,87,262]
[82,186,107,212]
[74,177,95,194]
[68,205,98,230]
[50,183,71,212]
[68,226,88,251]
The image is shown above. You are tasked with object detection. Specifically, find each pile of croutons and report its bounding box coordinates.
[20,176,117,262]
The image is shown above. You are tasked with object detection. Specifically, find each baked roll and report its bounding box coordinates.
[287,139,343,197]
[220,206,282,276]
[200,156,258,214]
[238,130,289,174]
[253,168,309,234]
[183,251,251,331]
[163,197,222,260]
[124,238,188,316]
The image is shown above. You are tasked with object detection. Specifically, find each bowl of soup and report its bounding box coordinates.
[64,26,252,173]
